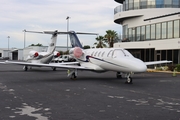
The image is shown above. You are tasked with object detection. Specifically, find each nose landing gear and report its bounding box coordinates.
[116,72,133,84]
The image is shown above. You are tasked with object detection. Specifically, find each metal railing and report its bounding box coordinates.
[114,2,180,14]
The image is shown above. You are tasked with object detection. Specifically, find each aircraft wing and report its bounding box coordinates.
[4,61,93,70]
[144,60,172,66]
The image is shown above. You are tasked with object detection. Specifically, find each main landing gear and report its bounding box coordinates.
[23,66,28,71]
[67,69,77,80]
[116,72,133,84]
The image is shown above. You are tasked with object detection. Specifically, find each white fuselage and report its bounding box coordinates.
[70,48,147,73]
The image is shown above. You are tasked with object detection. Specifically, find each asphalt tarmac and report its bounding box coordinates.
[0,63,180,120]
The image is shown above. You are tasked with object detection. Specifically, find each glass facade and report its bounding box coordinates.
[121,19,180,42]
[114,0,180,13]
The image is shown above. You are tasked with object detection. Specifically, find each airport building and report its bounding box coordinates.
[114,0,180,64]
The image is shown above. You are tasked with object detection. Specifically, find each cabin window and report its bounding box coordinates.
[113,50,125,58]
[91,51,94,56]
[107,50,113,57]
[101,51,105,57]
[98,52,101,57]
[94,51,98,56]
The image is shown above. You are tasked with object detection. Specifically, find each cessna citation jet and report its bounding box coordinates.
[1,30,61,71]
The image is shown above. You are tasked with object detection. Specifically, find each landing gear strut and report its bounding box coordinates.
[116,72,122,79]
[67,69,77,79]
[125,72,133,84]
[23,66,28,71]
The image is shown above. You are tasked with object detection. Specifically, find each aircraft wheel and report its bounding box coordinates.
[23,66,28,71]
[52,67,56,71]
[125,77,132,84]
[116,72,122,79]
[71,73,77,80]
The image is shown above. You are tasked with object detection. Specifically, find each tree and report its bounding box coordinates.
[94,36,107,48]
[83,45,90,49]
[104,30,118,48]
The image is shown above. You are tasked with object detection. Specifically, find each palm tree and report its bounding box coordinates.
[94,36,107,48]
[104,30,118,48]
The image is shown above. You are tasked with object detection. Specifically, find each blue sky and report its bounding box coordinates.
[0,0,121,49]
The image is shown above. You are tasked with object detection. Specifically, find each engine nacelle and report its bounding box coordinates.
[29,51,39,57]
[70,47,83,59]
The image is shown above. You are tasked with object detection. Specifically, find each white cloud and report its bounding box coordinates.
[0,0,121,48]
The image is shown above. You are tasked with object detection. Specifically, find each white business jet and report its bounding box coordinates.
[56,31,171,84]
[2,30,61,71]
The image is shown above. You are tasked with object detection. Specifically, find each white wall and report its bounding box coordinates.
[114,38,180,50]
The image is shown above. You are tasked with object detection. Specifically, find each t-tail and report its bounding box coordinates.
[69,31,83,48]
[46,30,58,53]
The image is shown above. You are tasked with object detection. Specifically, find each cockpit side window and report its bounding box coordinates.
[107,50,113,57]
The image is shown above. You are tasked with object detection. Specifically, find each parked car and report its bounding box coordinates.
[51,55,76,63]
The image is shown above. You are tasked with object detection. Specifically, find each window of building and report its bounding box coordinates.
[141,26,145,40]
[151,24,155,40]
[174,20,180,38]
[129,0,134,10]
[140,0,147,9]
[132,28,135,41]
[125,0,129,10]
[172,0,179,8]
[167,21,173,39]
[164,0,172,8]
[136,26,141,41]
[128,28,132,41]
[148,0,156,8]
[156,0,164,8]
[123,25,128,39]
[146,25,150,40]
[156,23,161,39]
[162,22,167,39]
[134,0,139,9]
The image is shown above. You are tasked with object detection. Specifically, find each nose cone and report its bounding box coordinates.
[131,59,147,72]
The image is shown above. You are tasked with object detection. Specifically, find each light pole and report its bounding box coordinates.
[23,29,26,48]
[7,36,10,59]
[66,16,70,51]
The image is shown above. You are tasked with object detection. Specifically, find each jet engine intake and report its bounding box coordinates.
[73,47,83,58]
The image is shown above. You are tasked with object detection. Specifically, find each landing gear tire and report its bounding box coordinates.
[116,72,122,79]
[52,67,56,71]
[125,77,132,84]
[71,73,77,80]
[23,66,28,71]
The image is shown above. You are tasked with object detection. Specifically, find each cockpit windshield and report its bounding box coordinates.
[112,49,134,58]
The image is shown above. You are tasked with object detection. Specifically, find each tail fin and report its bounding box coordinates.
[47,30,58,53]
[69,31,83,48]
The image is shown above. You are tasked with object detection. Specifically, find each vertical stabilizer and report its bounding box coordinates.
[69,31,83,48]
[47,30,58,53]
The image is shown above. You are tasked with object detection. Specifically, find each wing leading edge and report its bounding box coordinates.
[4,61,93,70]
[144,60,172,66]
